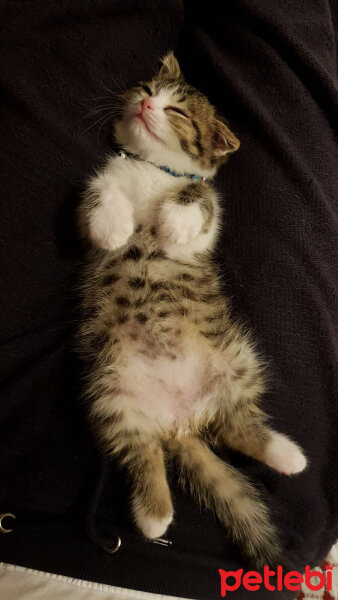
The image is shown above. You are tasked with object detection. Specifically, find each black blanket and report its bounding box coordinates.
[0,1,337,599]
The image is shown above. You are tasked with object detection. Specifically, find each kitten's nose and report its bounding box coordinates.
[141,98,153,112]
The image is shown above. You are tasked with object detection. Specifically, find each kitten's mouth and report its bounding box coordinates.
[135,113,164,144]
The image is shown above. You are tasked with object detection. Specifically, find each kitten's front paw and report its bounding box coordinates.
[158,201,204,245]
[265,432,307,475]
[89,195,134,251]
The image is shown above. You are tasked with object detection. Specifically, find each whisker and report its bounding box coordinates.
[82,112,114,135]
[84,105,120,119]
[102,82,124,98]
[106,74,128,92]
[90,99,123,108]
[85,104,117,113]
[90,95,120,102]
[81,78,126,137]
[96,112,116,143]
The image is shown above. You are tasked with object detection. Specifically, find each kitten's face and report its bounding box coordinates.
[114,53,240,178]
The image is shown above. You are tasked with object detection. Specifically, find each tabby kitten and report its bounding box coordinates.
[78,53,306,567]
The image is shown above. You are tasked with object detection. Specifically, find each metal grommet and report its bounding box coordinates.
[0,513,16,534]
[103,536,121,554]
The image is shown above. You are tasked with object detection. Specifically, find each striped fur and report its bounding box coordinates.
[78,53,306,568]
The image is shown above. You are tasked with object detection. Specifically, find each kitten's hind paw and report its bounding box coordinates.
[137,513,173,539]
[132,500,173,539]
[264,432,307,475]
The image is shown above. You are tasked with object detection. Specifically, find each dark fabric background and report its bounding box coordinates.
[0,1,337,598]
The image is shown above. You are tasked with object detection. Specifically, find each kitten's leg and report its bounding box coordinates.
[129,441,174,539]
[93,408,173,538]
[81,172,134,251]
[157,181,216,245]
[214,402,307,475]
[170,434,282,568]
[211,334,307,475]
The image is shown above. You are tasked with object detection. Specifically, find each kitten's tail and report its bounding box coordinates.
[170,435,284,569]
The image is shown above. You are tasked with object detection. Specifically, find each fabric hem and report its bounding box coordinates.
[0,562,195,600]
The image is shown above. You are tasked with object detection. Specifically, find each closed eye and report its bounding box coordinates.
[164,106,189,119]
[141,84,152,96]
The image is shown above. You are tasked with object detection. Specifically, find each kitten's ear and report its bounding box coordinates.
[213,117,240,158]
[159,52,182,80]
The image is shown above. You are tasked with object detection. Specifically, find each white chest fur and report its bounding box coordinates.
[105,155,184,222]
[87,155,220,261]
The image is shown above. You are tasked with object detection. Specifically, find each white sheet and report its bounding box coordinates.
[0,562,194,600]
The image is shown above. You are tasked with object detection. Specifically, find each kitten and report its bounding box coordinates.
[78,53,307,567]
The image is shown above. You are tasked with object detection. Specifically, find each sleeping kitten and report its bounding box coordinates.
[78,52,307,567]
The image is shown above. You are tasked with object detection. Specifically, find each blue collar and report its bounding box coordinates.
[118,150,206,183]
[156,164,204,182]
